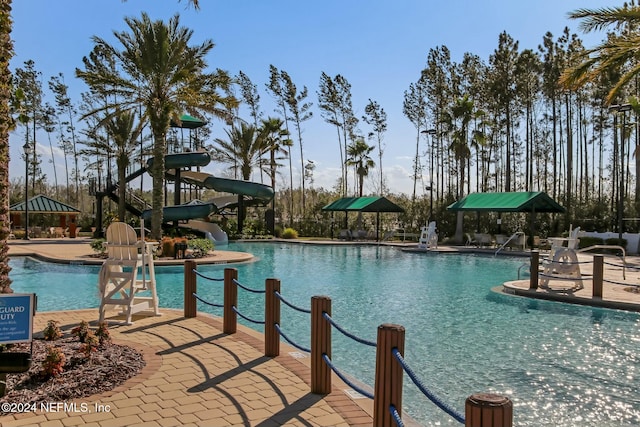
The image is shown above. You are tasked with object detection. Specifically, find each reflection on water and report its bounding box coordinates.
[9,243,640,426]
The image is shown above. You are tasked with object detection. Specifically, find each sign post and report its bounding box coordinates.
[0,293,36,396]
[0,294,35,344]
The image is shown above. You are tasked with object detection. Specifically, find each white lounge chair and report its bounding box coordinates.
[98,222,159,325]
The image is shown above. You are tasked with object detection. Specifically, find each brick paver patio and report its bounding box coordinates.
[1,309,373,427]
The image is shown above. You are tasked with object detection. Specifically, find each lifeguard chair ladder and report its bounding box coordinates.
[98,221,159,325]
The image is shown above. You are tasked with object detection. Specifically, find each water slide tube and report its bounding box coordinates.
[182,220,229,247]
[143,152,272,245]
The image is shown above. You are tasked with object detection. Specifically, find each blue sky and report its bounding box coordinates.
[9,0,620,196]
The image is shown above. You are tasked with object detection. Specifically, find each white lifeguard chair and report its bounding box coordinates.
[540,227,583,291]
[98,221,159,325]
[418,221,438,249]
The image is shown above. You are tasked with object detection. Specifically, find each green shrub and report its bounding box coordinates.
[188,238,214,258]
[90,238,107,255]
[78,331,100,358]
[274,225,283,238]
[282,227,298,239]
[41,346,65,377]
[604,238,627,254]
[43,320,62,341]
[71,320,91,343]
[96,322,111,345]
[577,236,603,249]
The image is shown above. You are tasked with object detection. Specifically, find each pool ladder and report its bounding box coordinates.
[517,262,529,279]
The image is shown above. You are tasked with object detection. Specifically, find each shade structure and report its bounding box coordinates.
[10,194,81,231]
[322,196,404,241]
[447,191,565,241]
[170,114,206,129]
[10,195,81,214]
[322,196,404,213]
[447,192,565,213]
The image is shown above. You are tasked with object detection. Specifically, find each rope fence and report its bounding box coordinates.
[392,348,465,424]
[321,353,374,399]
[322,312,377,347]
[275,291,311,313]
[183,260,513,427]
[192,292,224,309]
[192,269,224,281]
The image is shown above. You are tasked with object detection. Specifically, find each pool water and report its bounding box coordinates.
[9,242,640,427]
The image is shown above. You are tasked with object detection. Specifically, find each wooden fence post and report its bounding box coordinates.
[265,278,281,357]
[184,260,197,318]
[311,295,331,394]
[465,393,513,427]
[373,323,405,427]
[529,250,539,290]
[593,255,604,298]
[224,268,238,334]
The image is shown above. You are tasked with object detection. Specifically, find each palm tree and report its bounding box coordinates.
[211,122,269,182]
[0,0,15,293]
[259,117,290,191]
[0,0,201,293]
[105,110,146,222]
[76,12,237,239]
[346,138,375,197]
[560,5,640,104]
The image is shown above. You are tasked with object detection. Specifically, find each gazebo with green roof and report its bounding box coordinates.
[447,191,565,239]
[10,194,82,232]
[322,196,405,240]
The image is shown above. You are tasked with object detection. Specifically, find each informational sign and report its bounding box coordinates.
[0,293,35,344]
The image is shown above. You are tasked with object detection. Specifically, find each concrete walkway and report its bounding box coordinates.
[6,237,254,265]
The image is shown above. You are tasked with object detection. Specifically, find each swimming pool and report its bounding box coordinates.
[9,242,640,426]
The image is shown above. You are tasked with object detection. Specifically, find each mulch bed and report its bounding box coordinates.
[0,337,144,414]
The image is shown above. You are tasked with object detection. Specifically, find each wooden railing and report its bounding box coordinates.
[184,260,512,427]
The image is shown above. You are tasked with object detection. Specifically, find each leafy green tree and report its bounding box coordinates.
[346,138,375,197]
[266,65,294,216]
[282,70,312,215]
[403,75,428,210]
[488,31,520,192]
[236,70,262,128]
[560,4,640,104]
[76,12,236,239]
[317,72,344,193]
[318,72,356,196]
[260,117,290,191]
[211,122,268,182]
[49,73,80,205]
[14,60,44,196]
[362,98,387,194]
[0,0,199,293]
[104,110,146,221]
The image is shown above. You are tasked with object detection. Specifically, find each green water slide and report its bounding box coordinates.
[142,152,274,222]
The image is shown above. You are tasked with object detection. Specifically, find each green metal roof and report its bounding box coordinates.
[10,195,81,214]
[447,191,565,213]
[170,114,206,129]
[322,196,404,213]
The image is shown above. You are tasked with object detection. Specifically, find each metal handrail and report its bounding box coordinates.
[577,245,626,279]
[495,231,525,256]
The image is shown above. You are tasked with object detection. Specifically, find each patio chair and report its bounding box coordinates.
[338,229,353,241]
[465,233,477,247]
[53,227,65,238]
[98,222,159,325]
